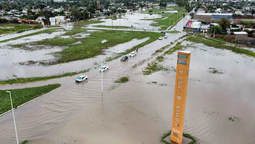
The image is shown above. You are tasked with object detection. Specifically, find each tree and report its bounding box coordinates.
[71,8,81,21]
[211,26,222,34]
[218,18,230,32]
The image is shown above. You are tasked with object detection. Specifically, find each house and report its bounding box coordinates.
[32,9,41,13]
[36,16,45,25]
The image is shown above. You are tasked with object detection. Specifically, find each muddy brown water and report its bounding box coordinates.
[1,39,255,144]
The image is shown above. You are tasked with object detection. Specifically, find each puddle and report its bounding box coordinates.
[71,41,82,45]
[72,33,90,39]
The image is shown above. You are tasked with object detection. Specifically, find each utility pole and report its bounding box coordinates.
[6,91,19,144]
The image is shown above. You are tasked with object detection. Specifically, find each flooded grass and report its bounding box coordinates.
[114,77,129,83]
[64,28,87,35]
[161,130,196,144]
[76,20,103,27]
[0,69,89,85]
[57,30,163,63]
[187,35,255,58]
[208,67,223,74]
[93,25,131,29]
[0,84,61,115]
[36,38,79,46]
[168,30,181,34]
[0,28,62,43]
[0,24,42,35]
[142,62,168,75]
[164,42,185,55]
[20,140,29,144]
[156,55,165,62]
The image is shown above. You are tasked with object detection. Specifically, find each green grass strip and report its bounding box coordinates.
[0,69,89,85]
[20,140,29,144]
[186,35,255,58]
[36,38,79,46]
[0,28,62,43]
[0,84,61,115]
[114,77,129,83]
[161,130,197,144]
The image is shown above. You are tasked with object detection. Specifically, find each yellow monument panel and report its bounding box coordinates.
[171,51,191,144]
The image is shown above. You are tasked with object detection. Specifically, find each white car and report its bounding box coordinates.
[101,40,107,43]
[159,37,163,40]
[99,66,109,72]
[76,75,88,83]
[129,51,136,57]
[164,35,168,39]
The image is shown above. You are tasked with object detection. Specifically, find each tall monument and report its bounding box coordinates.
[171,51,191,144]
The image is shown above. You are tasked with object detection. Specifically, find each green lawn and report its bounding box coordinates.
[0,84,61,115]
[0,24,43,35]
[36,38,79,46]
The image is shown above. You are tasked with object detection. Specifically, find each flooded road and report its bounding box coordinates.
[0,32,185,80]
[1,39,255,144]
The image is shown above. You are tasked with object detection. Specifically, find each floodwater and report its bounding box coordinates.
[0,40,255,144]
[89,12,162,30]
[0,32,180,80]
[104,37,149,55]
[0,29,65,46]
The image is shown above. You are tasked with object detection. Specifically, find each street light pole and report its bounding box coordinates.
[6,91,19,144]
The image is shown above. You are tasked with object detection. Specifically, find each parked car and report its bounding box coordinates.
[159,37,163,40]
[129,51,136,57]
[99,66,109,72]
[76,75,88,83]
[161,31,166,34]
[164,35,168,39]
[120,56,129,61]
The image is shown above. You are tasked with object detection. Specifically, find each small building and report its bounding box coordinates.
[184,20,202,32]
[197,8,205,13]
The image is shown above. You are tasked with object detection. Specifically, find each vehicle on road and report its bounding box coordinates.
[120,56,129,61]
[129,52,136,57]
[164,35,168,39]
[99,66,109,72]
[76,75,88,83]
[159,37,163,40]
[161,31,166,34]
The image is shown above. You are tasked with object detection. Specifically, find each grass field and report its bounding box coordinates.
[76,20,103,28]
[36,38,79,46]
[54,30,163,63]
[186,35,255,58]
[0,24,43,35]
[0,84,61,115]
[144,7,186,30]
[0,69,89,84]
